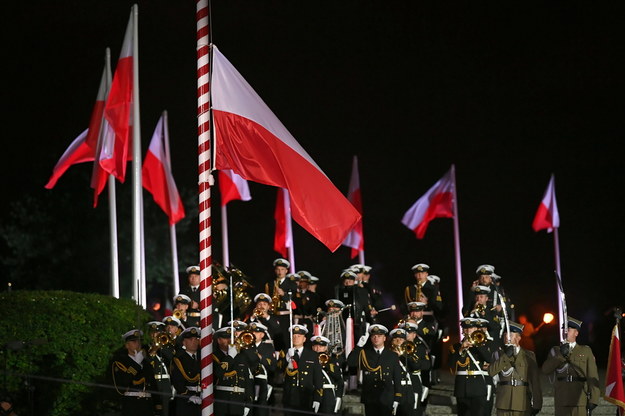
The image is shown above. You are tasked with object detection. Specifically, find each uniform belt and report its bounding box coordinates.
[293,315,313,319]
[276,311,291,316]
[255,374,268,380]
[499,380,529,387]
[322,384,335,389]
[154,374,170,380]
[216,386,246,393]
[456,370,488,376]
[557,376,587,382]
[124,391,151,398]
[187,312,201,317]
[186,385,201,392]
[411,371,421,375]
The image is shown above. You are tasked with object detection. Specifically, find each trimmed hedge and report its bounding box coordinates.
[0,290,151,415]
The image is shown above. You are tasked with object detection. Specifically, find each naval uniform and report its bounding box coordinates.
[541,343,600,416]
[111,347,162,416]
[282,346,323,416]
[251,341,277,416]
[489,346,542,415]
[212,348,257,416]
[347,345,404,416]
[318,353,344,414]
[449,340,493,416]
[170,348,201,416]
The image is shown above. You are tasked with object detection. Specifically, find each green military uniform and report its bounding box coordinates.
[542,317,600,416]
[489,321,542,416]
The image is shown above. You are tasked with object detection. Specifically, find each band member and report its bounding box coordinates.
[310,335,344,414]
[179,265,201,327]
[334,270,370,338]
[146,321,174,416]
[464,285,502,348]
[282,325,323,415]
[400,321,431,416]
[389,328,416,416]
[403,264,443,318]
[162,315,184,349]
[405,301,437,388]
[246,292,283,350]
[541,317,600,415]
[248,322,276,416]
[213,274,232,328]
[172,293,192,328]
[212,326,257,416]
[449,318,493,416]
[347,324,403,416]
[319,299,348,357]
[350,264,383,323]
[110,329,162,416]
[170,327,202,416]
[264,258,298,345]
[489,321,542,416]
[293,272,320,332]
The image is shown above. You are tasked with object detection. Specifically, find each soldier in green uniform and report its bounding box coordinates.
[170,327,202,415]
[541,317,600,416]
[449,318,493,416]
[489,321,542,416]
[347,324,404,416]
[110,329,162,416]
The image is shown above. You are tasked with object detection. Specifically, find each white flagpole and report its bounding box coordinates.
[102,48,120,299]
[284,188,296,273]
[162,110,181,296]
[130,4,146,308]
[450,164,464,339]
[554,225,563,339]
[221,203,230,268]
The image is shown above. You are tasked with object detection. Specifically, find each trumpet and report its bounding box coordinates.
[392,341,417,356]
[467,330,487,347]
[235,330,256,350]
[149,330,174,355]
[318,352,330,365]
[173,309,186,321]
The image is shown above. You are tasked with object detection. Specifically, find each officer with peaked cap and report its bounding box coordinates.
[388,328,417,416]
[110,329,162,416]
[347,324,404,416]
[449,318,493,416]
[542,317,600,415]
[310,335,344,414]
[399,321,431,416]
[489,321,542,416]
[282,324,323,415]
[264,258,297,348]
[146,321,174,414]
[464,285,503,348]
[245,321,276,416]
[170,327,202,415]
[334,269,370,338]
[172,293,192,327]
[293,272,320,332]
[246,292,283,351]
[180,265,202,324]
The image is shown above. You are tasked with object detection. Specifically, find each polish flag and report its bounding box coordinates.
[274,188,293,258]
[45,64,109,189]
[604,323,625,414]
[342,155,364,258]
[211,45,361,252]
[218,169,252,206]
[142,114,185,225]
[402,168,454,239]
[99,10,134,183]
[532,175,560,233]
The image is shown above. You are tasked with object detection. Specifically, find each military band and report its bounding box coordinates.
[123,260,608,416]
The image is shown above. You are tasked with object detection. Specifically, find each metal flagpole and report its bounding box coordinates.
[197,0,214,414]
[221,204,230,268]
[450,164,464,340]
[553,226,564,340]
[163,110,181,296]
[284,189,296,273]
[102,48,120,299]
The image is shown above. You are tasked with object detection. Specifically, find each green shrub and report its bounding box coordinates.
[0,290,151,415]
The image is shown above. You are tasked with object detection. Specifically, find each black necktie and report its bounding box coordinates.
[192,354,197,360]
[192,287,197,292]
[295,350,301,362]
[377,349,381,356]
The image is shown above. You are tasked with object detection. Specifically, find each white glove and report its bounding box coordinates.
[392,401,399,415]
[243,407,250,416]
[334,397,342,413]
[287,347,296,360]
[357,335,368,348]
[188,395,201,405]
[312,401,320,413]
[227,345,238,358]
[413,393,419,409]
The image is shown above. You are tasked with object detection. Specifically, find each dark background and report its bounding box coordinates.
[2,1,624,364]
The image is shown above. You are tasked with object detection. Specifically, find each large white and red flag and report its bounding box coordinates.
[402,168,455,239]
[45,64,109,189]
[142,114,185,225]
[210,45,361,252]
[532,174,560,233]
[99,11,134,184]
[605,323,625,414]
[342,155,364,258]
[218,169,251,206]
[274,188,293,258]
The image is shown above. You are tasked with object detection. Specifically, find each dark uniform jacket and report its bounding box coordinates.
[347,346,404,409]
[403,281,443,315]
[334,284,371,337]
[282,347,324,410]
[449,341,492,398]
[541,343,600,408]
[489,346,542,412]
[170,348,201,415]
[319,353,344,414]
[110,348,162,416]
[180,285,201,327]
[212,348,258,415]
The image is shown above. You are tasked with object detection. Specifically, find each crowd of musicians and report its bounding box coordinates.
[110,260,601,416]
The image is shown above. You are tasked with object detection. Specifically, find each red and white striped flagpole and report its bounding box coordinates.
[197,1,214,415]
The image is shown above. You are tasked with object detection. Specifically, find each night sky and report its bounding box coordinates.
[4,2,624,362]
